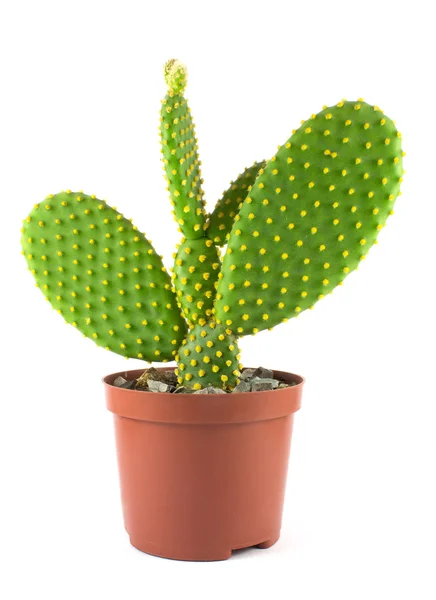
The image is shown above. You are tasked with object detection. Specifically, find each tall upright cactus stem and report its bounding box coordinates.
[162,60,222,324]
[160,60,206,240]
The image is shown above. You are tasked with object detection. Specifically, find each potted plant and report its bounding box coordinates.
[21,59,404,561]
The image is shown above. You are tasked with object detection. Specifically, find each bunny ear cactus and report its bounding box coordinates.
[160,59,207,239]
[172,237,221,328]
[177,322,241,390]
[160,59,221,329]
[21,61,404,392]
[214,100,404,335]
[207,160,266,246]
[21,191,187,361]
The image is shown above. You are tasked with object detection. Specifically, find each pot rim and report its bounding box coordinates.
[104,367,304,425]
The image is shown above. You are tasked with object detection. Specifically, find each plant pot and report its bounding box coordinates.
[104,367,304,561]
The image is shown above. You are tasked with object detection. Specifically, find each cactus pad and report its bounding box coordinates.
[215,100,403,335]
[173,237,220,327]
[160,62,206,239]
[21,191,187,360]
[176,322,241,390]
[164,59,188,94]
[207,161,266,246]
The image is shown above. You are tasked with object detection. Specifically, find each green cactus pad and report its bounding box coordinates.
[207,161,266,246]
[164,59,188,94]
[160,65,206,239]
[173,237,220,327]
[21,191,187,360]
[176,322,241,390]
[215,100,403,335]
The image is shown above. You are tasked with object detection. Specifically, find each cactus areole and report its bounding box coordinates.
[21,60,404,391]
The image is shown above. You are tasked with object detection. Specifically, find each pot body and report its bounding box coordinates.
[104,368,303,561]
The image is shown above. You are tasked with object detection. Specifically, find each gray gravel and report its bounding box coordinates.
[147,379,175,393]
[231,381,251,393]
[135,367,178,391]
[240,368,256,380]
[193,386,227,395]
[251,366,274,379]
[116,366,293,394]
[251,377,279,392]
[113,376,136,389]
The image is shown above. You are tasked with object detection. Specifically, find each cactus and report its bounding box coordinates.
[21,191,187,361]
[21,62,404,391]
[172,237,220,327]
[176,322,241,390]
[160,59,206,239]
[207,161,266,246]
[214,100,403,335]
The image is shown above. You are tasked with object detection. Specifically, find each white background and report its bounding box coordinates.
[1,0,435,598]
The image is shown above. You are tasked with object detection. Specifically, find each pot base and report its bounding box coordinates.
[129,532,280,562]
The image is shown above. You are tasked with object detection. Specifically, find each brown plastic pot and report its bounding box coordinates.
[104,367,304,561]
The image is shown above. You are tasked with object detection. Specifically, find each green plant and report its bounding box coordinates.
[21,59,404,390]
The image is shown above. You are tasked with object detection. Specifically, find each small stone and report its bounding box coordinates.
[135,378,148,390]
[147,379,175,393]
[193,386,227,395]
[161,370,178,385]
[240,368,256,380]
[251,377,279,392]
[113,376,127,387]
[232,381,251,393]
[174,386,189,394]
[136,367,177,389]
[135,369,152,388]
[252,366,274,379]
[113,376,137,389]
[122,379,137,390]
[143,367,161,380]
[278,382,289,389]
